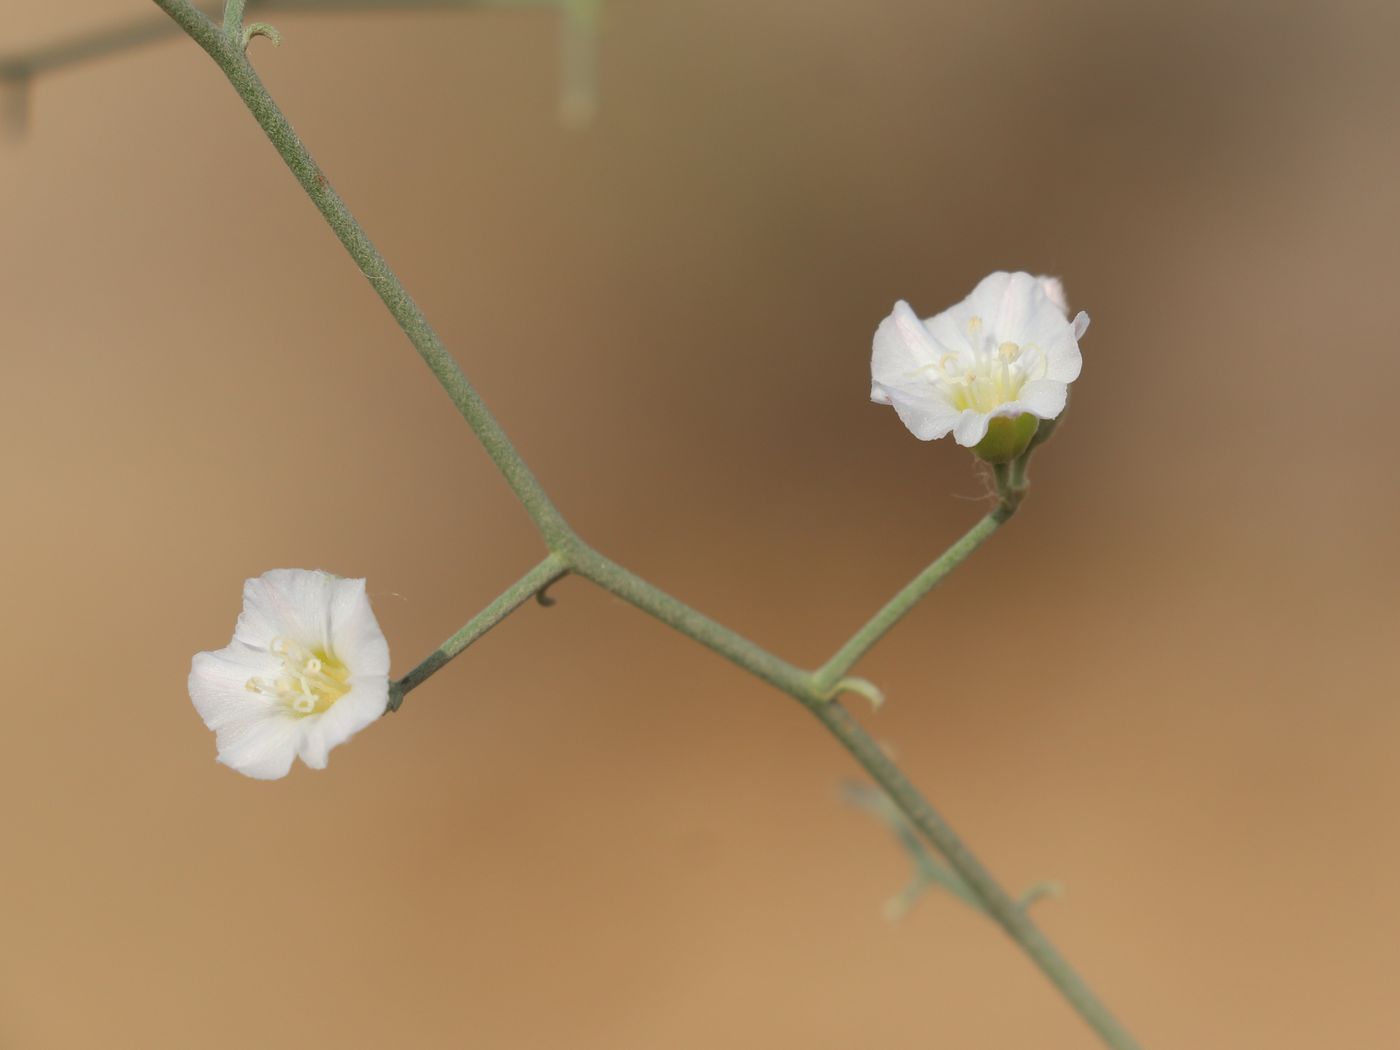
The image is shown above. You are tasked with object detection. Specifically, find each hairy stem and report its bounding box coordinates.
[567,544,818,700]
[814,504,1013,693]
[148,6,1142,1045]
[224,0,248,38]
[392,553,569,705]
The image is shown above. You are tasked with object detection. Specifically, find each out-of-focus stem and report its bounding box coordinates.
[814,701,1142,1050]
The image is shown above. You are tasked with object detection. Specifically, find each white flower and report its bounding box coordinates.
[871,271,1089,453]
[188,569,391,780]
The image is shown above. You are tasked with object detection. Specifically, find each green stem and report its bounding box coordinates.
[993,461,1013,498]
[813,506,1013,692]
[842,782,985,914]
[814,701,1142,1050]
[568,542,1141,1049]
[1009,457,1028,492]
[152,0,573,549]
[567,544,818,700]
[1010,438,1043,494]
[392,553,568,704]
[148,7,1143,1046]
[224,0,248,38]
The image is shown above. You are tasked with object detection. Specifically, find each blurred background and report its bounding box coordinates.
[3,1,1398,1046]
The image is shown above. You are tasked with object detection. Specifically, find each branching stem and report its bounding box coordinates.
[145,5,1142,1047]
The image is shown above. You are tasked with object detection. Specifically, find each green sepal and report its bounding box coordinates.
[973,412,1039,464]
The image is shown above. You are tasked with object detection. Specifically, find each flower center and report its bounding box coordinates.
[922,316,1046,413]
[245,637,351,717]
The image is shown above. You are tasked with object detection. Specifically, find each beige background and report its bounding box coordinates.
[3,1,1399,1047]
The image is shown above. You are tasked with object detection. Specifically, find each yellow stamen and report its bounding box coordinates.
[245,638,351,717]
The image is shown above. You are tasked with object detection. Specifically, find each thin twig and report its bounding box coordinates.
[391,553,569,706]
[813,504,1014,693]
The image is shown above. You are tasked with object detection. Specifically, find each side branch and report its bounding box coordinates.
[392,552,569,705]
[225,0,249,40]
[814,505,1013,692]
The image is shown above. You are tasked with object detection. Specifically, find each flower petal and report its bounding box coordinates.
[296,676,389,770]
[952,410,990,448]
[189,646,280,730]
[871,300,943,400]
[1022,304,1083,384]
[327,576,391,679]
[883,386,962,441]
[922,309,974,364]
[297,722,332,770]
[1043,332,1083,383]
[1015,379,1068,420]
[964,271,1013,324]
[214,714,300,780]
[872,301,970,439]
[992,274,1043,341]
[965,271,1043,344]
[1039,276,1069,316]
[235,569,339,651]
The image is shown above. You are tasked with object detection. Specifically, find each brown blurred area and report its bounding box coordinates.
[3,0,1399,1046]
